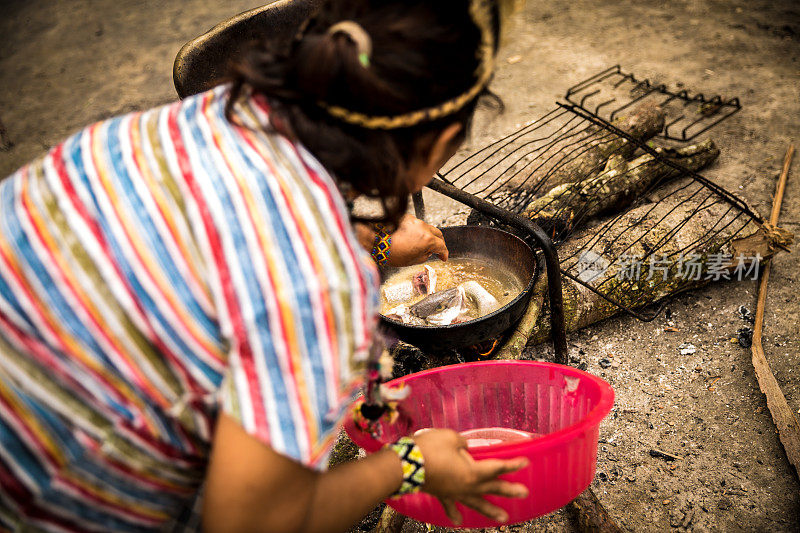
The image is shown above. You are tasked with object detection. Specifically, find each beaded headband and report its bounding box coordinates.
[318,0,522,130]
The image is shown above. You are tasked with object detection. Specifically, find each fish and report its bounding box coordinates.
[384,304,409,323]
[384,304,427,326]
[383,265,438,306]
[381,259,512,327]
[384,286,469,327]
[411,264,437,295]
[382,280,415,306]
[425,289,469,326]
[386,281,502,327]
[461,280,500,315]
[409,287,467,326]
[409,287,461,318]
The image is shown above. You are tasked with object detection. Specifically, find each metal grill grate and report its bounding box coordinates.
[565,65,742,142]
[435,66,758,322]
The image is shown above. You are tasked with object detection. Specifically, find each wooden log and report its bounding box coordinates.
[543,103,666,193]
[494,267,548,360]
[511,192,786,347]
[466,103,665,227]
[525,139,720,234]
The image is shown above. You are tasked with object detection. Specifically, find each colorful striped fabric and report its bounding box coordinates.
[0,85,379,531]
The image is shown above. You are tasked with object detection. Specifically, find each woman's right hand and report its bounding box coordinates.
[385,214,449,266]
[412,429,530,525]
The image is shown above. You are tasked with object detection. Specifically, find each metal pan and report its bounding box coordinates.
[380,226,538,352]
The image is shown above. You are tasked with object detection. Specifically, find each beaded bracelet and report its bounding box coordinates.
[386,436,425,498]
[371,225,392,267]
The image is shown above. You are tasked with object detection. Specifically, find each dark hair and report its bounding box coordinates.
[226,0,495,227]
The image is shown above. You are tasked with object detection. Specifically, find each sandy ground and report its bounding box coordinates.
[1,0,798,532]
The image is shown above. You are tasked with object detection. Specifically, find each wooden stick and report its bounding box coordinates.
[750,144,800,479]
[769,145,795,223]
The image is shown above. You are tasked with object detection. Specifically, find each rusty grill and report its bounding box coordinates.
[429,65,759,341]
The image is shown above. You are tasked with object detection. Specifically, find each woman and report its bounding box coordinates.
[0,0,529,531]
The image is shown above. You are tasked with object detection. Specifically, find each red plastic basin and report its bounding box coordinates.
[344,361,614,528]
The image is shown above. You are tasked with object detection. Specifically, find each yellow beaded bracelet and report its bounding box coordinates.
[386,436,425,498]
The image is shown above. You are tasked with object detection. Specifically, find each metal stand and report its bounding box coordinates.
[411,191,426,221]
[427,177,568,363]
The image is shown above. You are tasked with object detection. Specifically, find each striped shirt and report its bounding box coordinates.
[0,85,379,531]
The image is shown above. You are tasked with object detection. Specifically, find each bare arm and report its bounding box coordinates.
[203,414,403,533]
[203,415,529,532]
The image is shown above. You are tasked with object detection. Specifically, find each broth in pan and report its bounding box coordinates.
[380,257,523,326]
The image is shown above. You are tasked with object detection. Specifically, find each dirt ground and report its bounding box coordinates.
[1,1,798,532]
